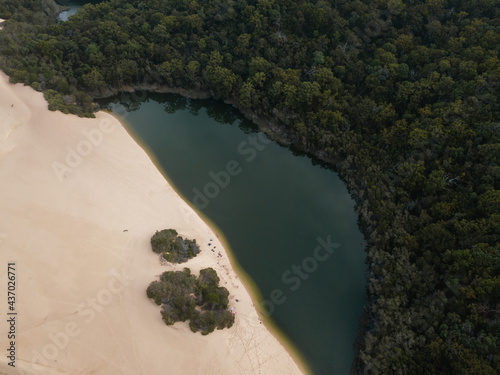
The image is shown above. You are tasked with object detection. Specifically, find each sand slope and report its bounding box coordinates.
[0,72,304,375]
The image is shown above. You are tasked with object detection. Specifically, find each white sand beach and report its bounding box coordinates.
[0,72,305,375]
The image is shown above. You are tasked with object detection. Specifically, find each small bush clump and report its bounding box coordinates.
[146,268,234,335]
[151,229,200,263]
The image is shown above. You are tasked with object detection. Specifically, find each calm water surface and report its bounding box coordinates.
[56,0,101,21]
[103,93,367,374]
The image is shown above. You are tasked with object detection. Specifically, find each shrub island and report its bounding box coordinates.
[151,229,200,263]
[147,267,235,335]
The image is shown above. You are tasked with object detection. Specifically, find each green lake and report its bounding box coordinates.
[102,93,367,374]
[56,0,101,21]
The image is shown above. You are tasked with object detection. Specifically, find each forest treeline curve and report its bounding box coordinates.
[0,0,498,373]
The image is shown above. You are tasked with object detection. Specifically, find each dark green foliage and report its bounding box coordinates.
[151,229,200,263]
[1,0,499,372]
[150,229,178,253]
[146,267,234,334]
[189,309,234,335]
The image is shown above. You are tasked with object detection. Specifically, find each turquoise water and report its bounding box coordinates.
[103,93,367,374]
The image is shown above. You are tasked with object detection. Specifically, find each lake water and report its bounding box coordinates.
[56,0,100,21]
[102,93,367,374]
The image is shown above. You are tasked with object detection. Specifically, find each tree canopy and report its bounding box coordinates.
[150,229,201,263]
[0,0,499,372]
[146,267,234,335]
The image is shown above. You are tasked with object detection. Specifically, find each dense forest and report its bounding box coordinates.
[0,0,498,373]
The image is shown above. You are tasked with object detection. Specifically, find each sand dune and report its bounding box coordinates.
[0,72,305,375]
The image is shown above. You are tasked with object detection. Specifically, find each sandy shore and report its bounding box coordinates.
[0,72,305,375]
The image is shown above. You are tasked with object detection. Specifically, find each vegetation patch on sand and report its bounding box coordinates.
[147,267,235,335]
[151,229,200,263]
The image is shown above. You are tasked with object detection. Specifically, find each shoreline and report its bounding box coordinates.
[97,83,341,170]
[113,110,313,375]
[0,73,306,375]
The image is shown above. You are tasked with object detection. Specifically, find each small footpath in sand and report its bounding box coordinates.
[0,72,305,375]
